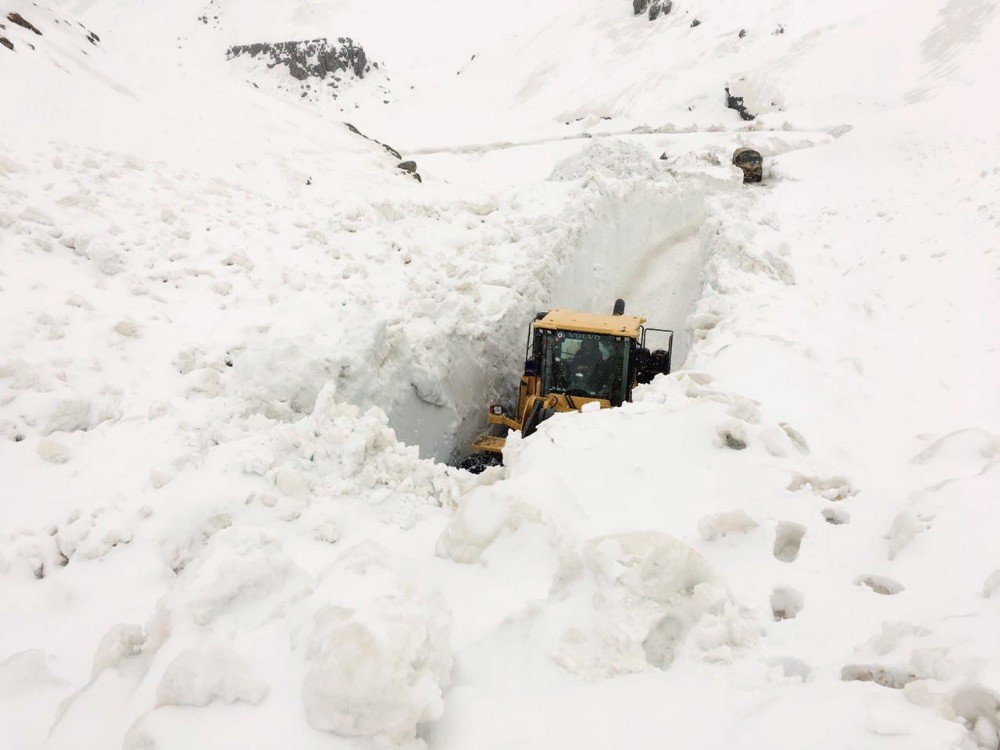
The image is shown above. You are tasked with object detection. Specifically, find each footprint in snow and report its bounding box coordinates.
[773,522,805,563]
[767,656,811,681]
[715,420,748,450]
[770,586,804,621]
[788,473,857,502]
[822,507,850,525]
[841,664,915,689]
[856,574,905,596]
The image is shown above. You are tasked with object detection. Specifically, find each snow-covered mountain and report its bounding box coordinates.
[2,0,999,748]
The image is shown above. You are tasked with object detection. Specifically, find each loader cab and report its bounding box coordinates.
[538,329,632,406]
[525,307,671,407]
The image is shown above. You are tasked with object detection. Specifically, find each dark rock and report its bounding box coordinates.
[0,37,12,51]
[690,18,701,27]
[227,38,370,92]
[774,24,785,34]
[6,12,42,35]
[344,122,403,160]
[648,0,671,20]
[397,161,421,182]
[633,0,649,15]
[738,28,747,38]
[725,85,756,121]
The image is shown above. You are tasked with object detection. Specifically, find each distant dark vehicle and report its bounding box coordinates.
[732,147,763,183]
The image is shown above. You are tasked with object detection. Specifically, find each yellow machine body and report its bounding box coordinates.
[466,305,671,465]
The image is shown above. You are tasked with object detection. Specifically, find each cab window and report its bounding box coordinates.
[539,330,630,405]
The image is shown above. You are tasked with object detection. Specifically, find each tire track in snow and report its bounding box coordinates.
[613,228,703,367]
[405,126,847,157]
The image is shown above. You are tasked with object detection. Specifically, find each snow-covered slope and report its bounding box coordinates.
[2,0,999,748]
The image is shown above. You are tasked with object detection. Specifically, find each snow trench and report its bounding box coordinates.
[387,142,725,463]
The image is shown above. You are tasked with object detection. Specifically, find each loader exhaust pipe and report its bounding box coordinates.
[613,299,625,316]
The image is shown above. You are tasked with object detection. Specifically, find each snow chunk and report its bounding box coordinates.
[436,484,537,563]
[301,543,452,741]
[788,473,857,501]
[984,570,1000,599]
[91,624,146,677]
[36,437,71,463]
[177,527,309,626]
[85,240,127,275]
[42,398,92,435]
[113,319,141,338]
[587,532,716,604]
[273,467,310,499]
[155,643,268,707]
[551,533,758,678]
[0,650,64,694]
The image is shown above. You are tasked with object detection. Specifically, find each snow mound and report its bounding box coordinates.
[301,542,452,741]
[155,642,268,707]
[552,532,758,679]
[436,480,539,563]
[550,139,663,182]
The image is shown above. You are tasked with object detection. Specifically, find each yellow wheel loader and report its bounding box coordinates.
[461,299,673,472]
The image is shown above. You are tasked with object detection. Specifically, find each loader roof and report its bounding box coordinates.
[535,309,645,338]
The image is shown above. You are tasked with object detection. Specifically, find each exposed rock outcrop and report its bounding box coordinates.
[226,38,371,87]
[632,0,672,20]
[344,123,402,160]
[725,85,756,121]
[7,12,42,36]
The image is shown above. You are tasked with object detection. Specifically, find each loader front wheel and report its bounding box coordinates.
[459,452,502,474]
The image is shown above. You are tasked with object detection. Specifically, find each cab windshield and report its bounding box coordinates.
[539,330,630,406]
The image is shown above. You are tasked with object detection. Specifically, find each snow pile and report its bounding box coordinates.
[301,543,452,740]
[45,531,452,748]
[557,532,758,678]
